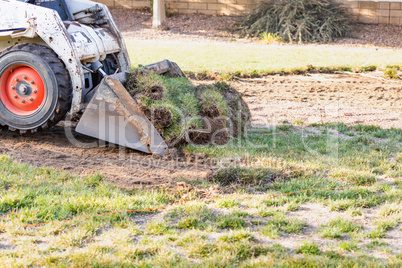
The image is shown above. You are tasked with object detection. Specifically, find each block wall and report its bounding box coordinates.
[164,0,258,15]
[343,1,402,24]
[98,0,402,25]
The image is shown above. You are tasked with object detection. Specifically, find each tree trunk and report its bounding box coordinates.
[152,0,166,29]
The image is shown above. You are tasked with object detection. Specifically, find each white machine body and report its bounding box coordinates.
[0,0,131,115]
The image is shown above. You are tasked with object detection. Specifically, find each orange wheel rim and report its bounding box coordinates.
[0,65,45,116]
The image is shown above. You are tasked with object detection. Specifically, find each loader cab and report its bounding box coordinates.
[18,0,74,21]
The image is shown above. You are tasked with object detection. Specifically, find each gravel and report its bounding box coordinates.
[332,24,402,49]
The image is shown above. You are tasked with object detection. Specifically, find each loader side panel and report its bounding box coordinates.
[37,0,74,21]
[65,0,131,72]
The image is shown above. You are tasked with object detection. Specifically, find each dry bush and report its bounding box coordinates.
[235,0,351,43]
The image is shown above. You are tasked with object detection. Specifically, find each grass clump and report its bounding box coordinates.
[145,221,169,235]
[319,218,362,239]
[219,230,256,243]
[296,242,321,255]
[379,202,401,217]
[178,229,267,261]
[217,211,248,229]
[384,66,400,79]
[177,231,208,247]
[216,198,240,209]
[188,242,217,258]
[338,242,359,252]
[258,32,284,45]
[165,203,216,230]
[177,230,268,261]
[234,0,351,43]
[367,213,401,239]
[208,167,284,187]
[374,216,399,232]
[357,65,377,73]
[261,214,307,238]
[366,227,387,239]
[328,199,356,212]
[366,240,388,249]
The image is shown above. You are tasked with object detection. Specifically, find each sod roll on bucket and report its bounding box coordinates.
[125,69,251,147]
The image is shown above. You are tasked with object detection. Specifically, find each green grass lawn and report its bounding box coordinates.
[1,123,401,266]
[126,40,402,75]
[0,35,401,266]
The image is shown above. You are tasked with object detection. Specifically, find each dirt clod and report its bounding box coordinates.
[201,104,221,118]
[153,108,173,129]
[147,85,165,100]
[126,69,165,100]
[189,117,229,145]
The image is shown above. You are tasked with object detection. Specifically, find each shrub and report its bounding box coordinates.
[235,0,351,43]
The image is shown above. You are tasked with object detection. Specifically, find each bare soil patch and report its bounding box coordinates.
[225,73,402,129]
[0,126,212,189]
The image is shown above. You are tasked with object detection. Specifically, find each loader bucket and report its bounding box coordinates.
[75,77,169,155]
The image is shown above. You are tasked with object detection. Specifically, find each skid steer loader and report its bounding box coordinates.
[0,0,177,155]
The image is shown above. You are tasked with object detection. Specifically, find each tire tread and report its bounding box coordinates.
[0,43,72,133]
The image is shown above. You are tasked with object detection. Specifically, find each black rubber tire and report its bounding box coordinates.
[0,43,72,133]
[91,54,118,87]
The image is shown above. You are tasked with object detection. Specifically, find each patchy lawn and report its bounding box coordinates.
[0,123,401,266]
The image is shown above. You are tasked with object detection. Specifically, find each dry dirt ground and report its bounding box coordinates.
[0,73,400,188]
[0,126,212,189]
[230,72,402,129]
